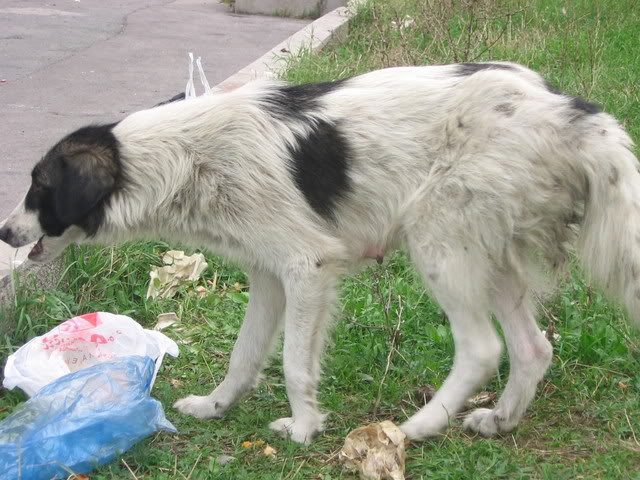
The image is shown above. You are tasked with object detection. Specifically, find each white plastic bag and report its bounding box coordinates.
[3,312,179,397]
[185,52,214,99]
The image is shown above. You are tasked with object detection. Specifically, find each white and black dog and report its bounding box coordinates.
[1,62,638,444]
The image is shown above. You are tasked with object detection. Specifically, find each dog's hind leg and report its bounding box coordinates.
[400,241,503,440]
[174,268,285,418]
[268,259,339,445]
[464,271,552,436]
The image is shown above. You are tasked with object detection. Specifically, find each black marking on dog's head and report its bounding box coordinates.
[27,123,121,237]
[263,79,349,121]
[154,92,186,107]
[455,63,515,76]
[287,119,351,220]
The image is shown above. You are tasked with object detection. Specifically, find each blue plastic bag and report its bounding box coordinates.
[0,356,176,479]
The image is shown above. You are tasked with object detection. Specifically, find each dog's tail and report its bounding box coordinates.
[577,121,640,325]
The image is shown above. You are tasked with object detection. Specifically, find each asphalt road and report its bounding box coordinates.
[0,0,309,219]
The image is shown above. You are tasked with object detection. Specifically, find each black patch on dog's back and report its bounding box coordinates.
[543,79,602,119]
[261,79,352,219]
[569,96,601,115]
[264,79,349,121]
[287,120,351,220]
[455,63,515,76]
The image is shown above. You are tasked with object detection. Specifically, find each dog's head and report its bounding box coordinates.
[0,124,121,263]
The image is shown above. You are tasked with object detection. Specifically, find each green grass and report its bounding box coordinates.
[2,0,640,478]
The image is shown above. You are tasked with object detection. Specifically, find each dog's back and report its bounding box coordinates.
[108,63,635,283]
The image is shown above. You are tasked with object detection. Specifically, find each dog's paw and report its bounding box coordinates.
[399,417,445,440]
[268,416,325,445]
[400,420,425,441]
[463,408,515,437]
[173,394,228,419]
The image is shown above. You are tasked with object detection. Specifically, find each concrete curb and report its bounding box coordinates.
[218,2,357,90]
[0,1,362,304]
[234,0,346,19]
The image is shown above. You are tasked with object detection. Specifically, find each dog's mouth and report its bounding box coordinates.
[28,236,45,260]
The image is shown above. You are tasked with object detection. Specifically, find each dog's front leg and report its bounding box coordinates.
[269,262,337,445]
[174,268,285,418]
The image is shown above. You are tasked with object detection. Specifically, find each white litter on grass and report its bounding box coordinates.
[391,15,415,31]
[340,421,407,480]
[146,250,208,299]
[3,312,179,397]
[216,455,236,465]
[542,329,561,341]
[154,312,180,331]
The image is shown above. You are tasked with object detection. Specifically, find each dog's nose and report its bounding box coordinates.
[0,225,12,245]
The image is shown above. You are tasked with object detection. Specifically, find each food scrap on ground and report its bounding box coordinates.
[339,420,407,480]
[240,440,277,457]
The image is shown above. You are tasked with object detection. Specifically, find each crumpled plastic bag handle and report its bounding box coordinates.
[185,52,213,99]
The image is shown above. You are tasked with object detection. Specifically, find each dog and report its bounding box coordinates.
[1,62,638,444]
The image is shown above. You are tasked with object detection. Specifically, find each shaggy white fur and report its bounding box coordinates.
[1,62,638,444]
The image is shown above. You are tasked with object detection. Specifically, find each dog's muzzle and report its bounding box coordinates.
[0,225,16,247]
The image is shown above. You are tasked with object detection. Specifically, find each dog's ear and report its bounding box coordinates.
[54,149,117,225]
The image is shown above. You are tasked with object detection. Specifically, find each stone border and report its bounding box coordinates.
[234,0,347,19]
[0,1,364,303]
[218,1,358,91]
